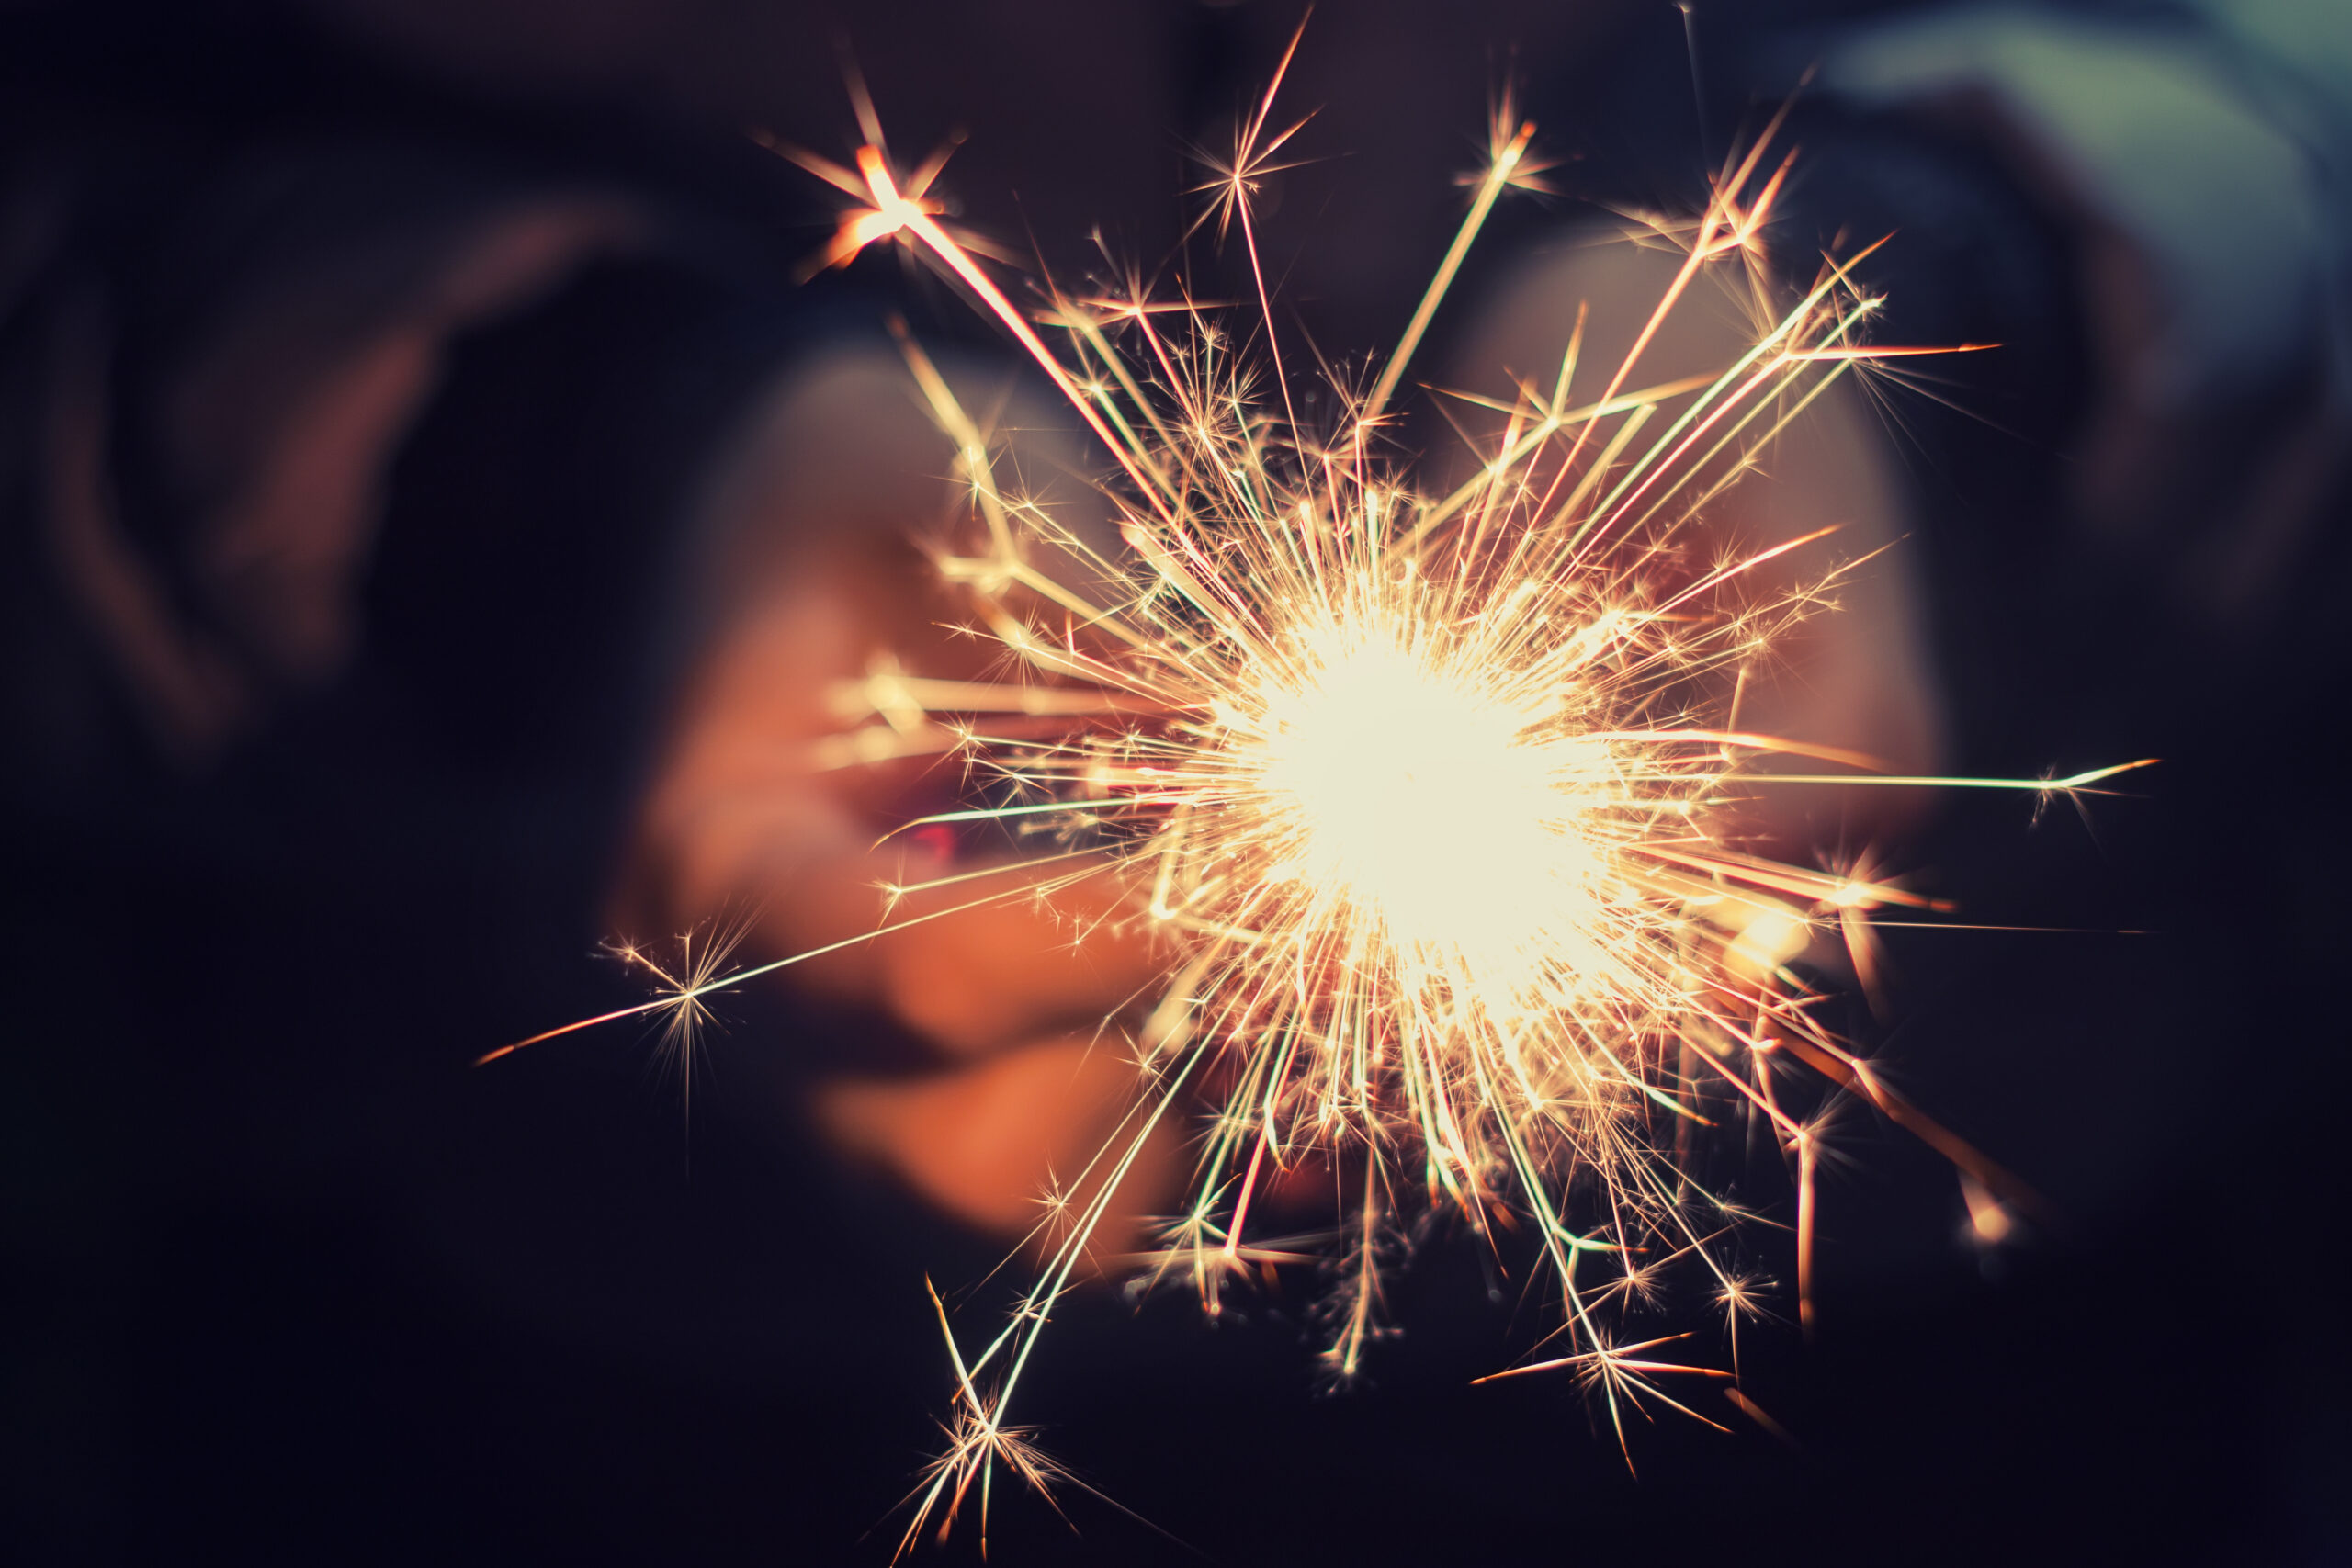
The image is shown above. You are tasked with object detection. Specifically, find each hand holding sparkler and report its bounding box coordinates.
[613,345,1181,1237]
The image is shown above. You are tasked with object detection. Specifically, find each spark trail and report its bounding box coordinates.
[497,49,2152,1555]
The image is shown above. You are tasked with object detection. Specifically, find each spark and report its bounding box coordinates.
[492,44,2154,1552]
[474,911,753,1094]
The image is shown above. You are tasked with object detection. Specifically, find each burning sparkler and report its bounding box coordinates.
[486,39,2152,1557]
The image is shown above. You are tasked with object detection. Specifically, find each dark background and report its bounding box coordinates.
[5,2,2347,1562]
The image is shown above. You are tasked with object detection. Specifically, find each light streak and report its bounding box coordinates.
[496,47,2154,1553]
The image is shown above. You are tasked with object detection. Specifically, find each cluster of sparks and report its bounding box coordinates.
[491,45,2152,1558]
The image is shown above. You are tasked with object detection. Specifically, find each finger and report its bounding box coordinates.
[1442,233,1947,849]
[757,842,1167,1057]
[811,1031,1182,1253]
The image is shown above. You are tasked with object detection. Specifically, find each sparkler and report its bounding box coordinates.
[487,43,2153,1557]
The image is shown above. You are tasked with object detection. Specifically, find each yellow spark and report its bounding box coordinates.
[492,49,2156,1554]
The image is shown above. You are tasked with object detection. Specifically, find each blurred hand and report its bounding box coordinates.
[623,347,1177,1244]
[625,238,1950,1244]
[1442,233,1950,854]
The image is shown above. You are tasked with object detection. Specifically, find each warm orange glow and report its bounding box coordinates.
[496,42,2154,1555]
